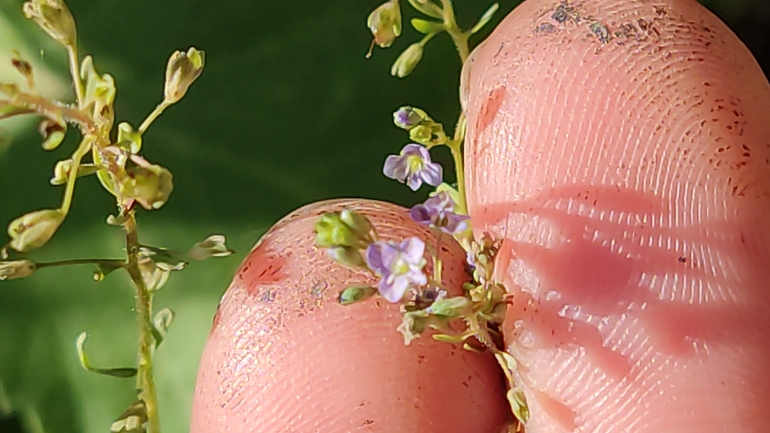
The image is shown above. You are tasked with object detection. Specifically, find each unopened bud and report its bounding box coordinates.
[393,106,428,130]
[7,209,65,252]
[314,211,373,249]
[391,43,423,78]
[22,0,77,46]
[0,259,36,281]
[337,285,377,306]
[38,118,66,151]
[121,155,173,210]
[426,296,470,317]
[188,235,233,260]
[164,47,205,104]
[367,0,402,51]
[327,246,365,268]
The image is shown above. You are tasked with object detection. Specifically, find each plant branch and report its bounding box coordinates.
[36,258,124,269]
[66,45,85,109]
[122,211,161,433]
[9,92,94,131]
[138,100,172,135]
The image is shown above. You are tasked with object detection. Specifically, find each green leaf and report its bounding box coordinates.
[407,0,444,19]
[471,2,499,35]
[410,18,443,34]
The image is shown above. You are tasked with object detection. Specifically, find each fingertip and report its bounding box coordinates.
[191,199,510,432]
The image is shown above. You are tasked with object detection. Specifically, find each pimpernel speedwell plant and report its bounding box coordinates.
[314,0,529,429]
[0,1,232,432]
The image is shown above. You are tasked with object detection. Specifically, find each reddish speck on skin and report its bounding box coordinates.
[476,86,506,135]
[236,238,288,295]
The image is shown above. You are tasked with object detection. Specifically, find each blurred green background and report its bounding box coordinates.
[0,0,767,432]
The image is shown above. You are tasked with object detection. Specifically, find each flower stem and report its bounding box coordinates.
[139,100,172,135]
[66,45,85,109]
[61,137,93,214]
[36,258,124,269]
[122,211,161,433]
[438,0,471,214]
[440,0,471,63]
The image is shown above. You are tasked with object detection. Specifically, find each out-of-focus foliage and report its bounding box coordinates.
[0,0,767,432]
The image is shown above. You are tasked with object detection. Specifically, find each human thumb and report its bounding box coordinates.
[463,0,770,432]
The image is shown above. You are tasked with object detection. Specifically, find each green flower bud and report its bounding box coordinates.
[80,56,116,129]
[337,285,377,306]
[327,246,365,269]
[391,43,423,78]
[164,47,205,104]
[314,211,373,249]
[38,118,66,151]
[121,155,174,210]
[22,0,77,46]
[117,122,142,154]
[7,209,65,252]
[339,209,372,238]
[427,296,470,318]
[367,0,402,50]
[0,259,36,281]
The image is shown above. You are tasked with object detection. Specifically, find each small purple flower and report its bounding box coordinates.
[410,191,469,235]
[383,144,442,191]
[365,237,428,303]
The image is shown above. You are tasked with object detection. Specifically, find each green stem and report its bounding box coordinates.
[139,100,172,135]
[440,0,471,62]
[36,258,124,269]
[123,212,161,433]
[66,45,85,109]
[437,0,471,214]
[61,137,93,214]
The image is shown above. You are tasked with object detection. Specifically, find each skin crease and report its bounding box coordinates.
[191,0,770,432]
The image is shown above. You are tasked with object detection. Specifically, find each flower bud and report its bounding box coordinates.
[7,209,65,252]
[164,47,205,104]
[337,285,377,306]
[367,0,402,50]
[393,106,428,130]
[314,211,373,249]
[121,155,174,210]
[38,117,66,151]
[80,56,116,129]
[0,259,36,281]
[327,246,365,269]
[188,235,233,260]
[22,0,77,46]
[117,122,142,154]
[426,296,470,318]
[391,43,424,78]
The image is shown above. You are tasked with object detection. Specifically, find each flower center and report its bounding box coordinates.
[406,155,423,173]
[392,257,410,275]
